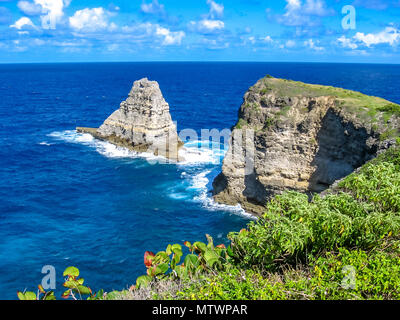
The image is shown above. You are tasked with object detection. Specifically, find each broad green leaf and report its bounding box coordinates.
[136,275,152,289]
[204,249,219,267]
[73,285,92,295]
[184,254,200,270]
[193,242,207,253]
[64,279,82,289]
[154,251,170,264]
[171,244,182,252]
[17,292,25,300]
[63,266,79,278]
[24,291,37,300]
[43,292,56,300]
[154,263,169,275]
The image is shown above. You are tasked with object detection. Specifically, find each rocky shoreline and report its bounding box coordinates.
[212,76,400,216]
[77,75,400,217]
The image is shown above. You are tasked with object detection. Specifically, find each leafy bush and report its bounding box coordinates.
[17,266,104,300]
[17,147,400,300]
[176,245,400,300]
[229,148,400,269]
[134,234,232,290]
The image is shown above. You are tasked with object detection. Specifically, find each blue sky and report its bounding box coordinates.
[0,0,399,63]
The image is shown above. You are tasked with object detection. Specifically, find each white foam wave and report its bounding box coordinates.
[49,130,254,218]
[188,170,256,220]
[49,131,228,166]
[178,140,227,166]
[48,130,166,162]
[38,141,52,146]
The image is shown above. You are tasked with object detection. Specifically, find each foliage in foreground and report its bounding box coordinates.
[18,147,400,300]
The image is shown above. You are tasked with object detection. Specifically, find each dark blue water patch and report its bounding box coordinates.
[1,62,400,299]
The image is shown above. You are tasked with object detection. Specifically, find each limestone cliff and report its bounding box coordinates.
[77,78,183,161]
[213,76,400,216]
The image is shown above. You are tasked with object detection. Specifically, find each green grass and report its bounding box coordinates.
[252,76,400,134]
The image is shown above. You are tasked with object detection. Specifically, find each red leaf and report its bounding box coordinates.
[144,251,155,268]
[216,244,226,249]
[61,292,70,299]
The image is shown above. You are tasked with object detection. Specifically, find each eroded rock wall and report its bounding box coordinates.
[78,78,183,161]
[213,77,399,216]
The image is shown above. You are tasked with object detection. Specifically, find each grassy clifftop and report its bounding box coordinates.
[237,76,400,140]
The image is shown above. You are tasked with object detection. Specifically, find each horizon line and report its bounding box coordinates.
[0,60,400,65]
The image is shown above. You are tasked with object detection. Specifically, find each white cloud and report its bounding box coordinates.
[280,0,333,27]
[35,0,69,29]
[10,17,36,29]
[285,40,296,48]
[337,35,358,49]
[189,0,225,34]
[156,26,185,45]
[354,27,400,47]
[303,0,332,15]
[69,7,110,32]
[304,38,324,51]
[141,0,165,15]
[12,0,69,30]
[262,35,273,43]
[17,1,42,16]
[337,27,400,50]
[207,0,224,19]
[33,38,45,45]
[121,22,155,35]
[201,37,229,49]
[190,19,224,33]
[200,19,224,31]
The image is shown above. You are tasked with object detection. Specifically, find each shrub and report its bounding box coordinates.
[175,246,400,300]
[229,147,400,269]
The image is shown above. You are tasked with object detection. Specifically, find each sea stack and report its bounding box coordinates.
[213,75,400,216]
[77,78,184,161]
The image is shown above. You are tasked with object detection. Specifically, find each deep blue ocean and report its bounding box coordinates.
[1,62,400,299]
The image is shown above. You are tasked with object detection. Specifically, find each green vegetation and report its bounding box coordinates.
[377,103,400,117]
[234,118,247,129]
[18,147,400,300]
[17,266,104,300]
[254,76,400,136]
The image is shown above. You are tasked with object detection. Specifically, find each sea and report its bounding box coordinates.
[1,62,400,299]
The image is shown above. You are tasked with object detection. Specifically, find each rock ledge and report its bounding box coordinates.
[77,78,183,161]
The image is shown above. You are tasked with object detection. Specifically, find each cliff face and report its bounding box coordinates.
[78,78,183,161]
[213,76,400,216]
